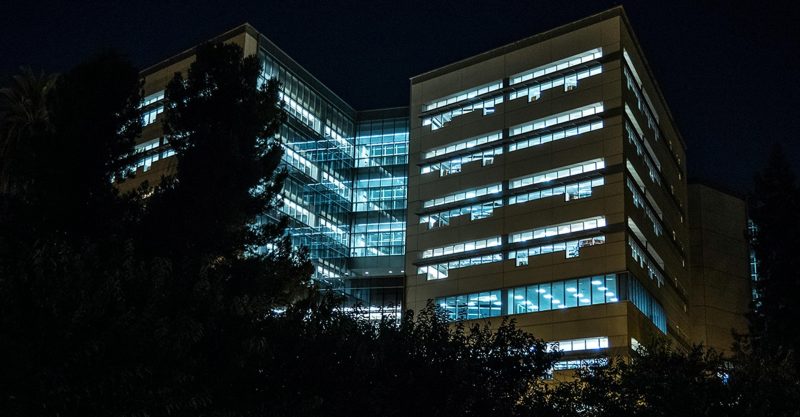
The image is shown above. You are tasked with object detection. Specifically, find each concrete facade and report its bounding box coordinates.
[406,8,695,362]
[688,183,751,355]
[122,6,752,361]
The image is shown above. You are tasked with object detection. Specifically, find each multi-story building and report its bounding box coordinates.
[405,7,697,363]
[119,25,407,318]
[121,6,752,361]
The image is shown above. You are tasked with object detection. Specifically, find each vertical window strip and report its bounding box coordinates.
[623,55,656,132]
[626,178,664,237]
[623,50,660,132]
[624,117,661,186]
[625,109,661,172]
[622,49,684,169]
[628,236,665,287]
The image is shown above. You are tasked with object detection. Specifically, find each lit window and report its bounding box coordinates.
[509,103,604,137]
[509,160,604,190]
[419,253,503,280]
[420,200,503,229]
[141,106,163,126]
[508,120,604,152]
[509,65,602,102]
[422,96,504,130]
[509,236,606,261]
[548,337,609,352]
[422,81,503,112]
[422,183,502,209]
[509,48,603,85]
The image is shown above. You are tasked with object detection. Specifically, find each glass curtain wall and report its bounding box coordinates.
[259,51,356,289]
[348,113,409,318]
[257,48,410,319]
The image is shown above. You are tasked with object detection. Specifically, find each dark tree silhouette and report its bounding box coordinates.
[0,52,146,416]
[252,298,560,417]
[748,144,800,356]
[14,41,795,417]
[552,340,732,417]
[0,44,314,416]
[0,67,58,194]
[126,42,315,414]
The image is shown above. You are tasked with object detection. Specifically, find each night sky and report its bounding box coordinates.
[2,0,797,195]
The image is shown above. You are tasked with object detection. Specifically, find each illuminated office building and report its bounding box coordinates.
[405,7,738,364]
[120,26,407,318]
[121,7,751,360]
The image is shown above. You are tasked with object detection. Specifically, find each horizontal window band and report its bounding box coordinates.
[414,246,506,267]
[419,80,505,119]
[432,269,628,298]
[417,51,619,119]
[505,223,622,252]
[414,163,622,217]
[413,223,623,267]
[506,163,622,198]
[416,106,621,167]
[132,145,168,160]
[505,51,618,92]
[415,191,503,217]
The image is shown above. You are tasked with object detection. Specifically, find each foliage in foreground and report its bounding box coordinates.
[0,44,559,417]
[1,41,799,417]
